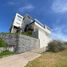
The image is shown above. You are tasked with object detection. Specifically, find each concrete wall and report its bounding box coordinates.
[0,33,40,53]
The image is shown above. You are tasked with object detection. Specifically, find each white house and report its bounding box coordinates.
[28,19,51,49]
[10,13,51,50]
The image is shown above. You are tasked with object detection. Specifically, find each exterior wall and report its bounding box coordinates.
[0,47,14,53]
[34,22,51,34]
[21,16,33,32]
[10,13,24,33]
[0,33,40,53]
[32,29,38,38]
[0,33,17,46]
[38,29,51,48]
[13,13,23,28]
[16,35,40,53]
[10,26,14,33]
[31,22,51,50]
[0,33,17,52]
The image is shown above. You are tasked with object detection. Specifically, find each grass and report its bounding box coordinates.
[0,50,15,58]
[25,45,67,67]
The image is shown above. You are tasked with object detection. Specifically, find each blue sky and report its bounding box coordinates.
[0,0,67,41]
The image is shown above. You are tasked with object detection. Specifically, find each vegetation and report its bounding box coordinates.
[21,31,32,37]
[0,38,15,58]
[0,32,13,34]
[0,32,32,37]
[25,45,67,67]
[0,38,7,47]
[47,40,64,52]
[0,50,15,58]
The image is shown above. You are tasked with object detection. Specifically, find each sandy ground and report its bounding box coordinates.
[0,52,41,67]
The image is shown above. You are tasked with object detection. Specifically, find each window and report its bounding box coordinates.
[17,15,22,19]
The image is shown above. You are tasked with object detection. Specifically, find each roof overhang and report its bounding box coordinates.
[33,21,51,34]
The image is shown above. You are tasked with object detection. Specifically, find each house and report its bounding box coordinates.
[28,19,51,48]
[10,13,51,51]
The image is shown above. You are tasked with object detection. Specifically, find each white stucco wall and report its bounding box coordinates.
[38,29,51,48]
[33,22,51,49]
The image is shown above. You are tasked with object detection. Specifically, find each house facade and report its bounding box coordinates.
[10,13,51,50]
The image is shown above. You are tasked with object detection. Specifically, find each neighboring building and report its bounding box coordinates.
[10,13,33,33]
[10,13,23,33]
[10,13,51,50]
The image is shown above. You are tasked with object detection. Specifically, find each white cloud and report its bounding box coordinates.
[6,1,34,12]
[51,25,67,42]
[7,2,16,6]
[52,33,67,42]
[52,0,67,13]
[3,1,19,7]
[19,4,34,12]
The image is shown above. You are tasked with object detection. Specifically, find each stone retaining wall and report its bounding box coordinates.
[16,35,40,53]
[0,33,40,53]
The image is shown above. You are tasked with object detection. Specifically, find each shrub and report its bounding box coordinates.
[0,50,15,58]
[48,40,64,52]
[21,31,32,36]
[0,38,7,47]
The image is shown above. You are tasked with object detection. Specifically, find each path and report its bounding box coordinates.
[0,51,41,67]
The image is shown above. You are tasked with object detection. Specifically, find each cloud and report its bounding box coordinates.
[19,4,34,12]
[2,1,19,7]
[52,0,67,13]
[7,2,16,6]
[51,25,67,42]
[5,1,34,12]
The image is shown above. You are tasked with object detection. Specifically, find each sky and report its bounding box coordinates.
[0,0,67,41]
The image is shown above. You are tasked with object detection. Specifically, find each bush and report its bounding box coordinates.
[0,38,7,47]
[21,31,32,36]
[0,50,15,58]
[48,40,64,52]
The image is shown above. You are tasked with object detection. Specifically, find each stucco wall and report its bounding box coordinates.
[31,22,51,49]
[38,29,50,48]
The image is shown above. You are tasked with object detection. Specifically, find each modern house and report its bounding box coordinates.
[10,13,51,51]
